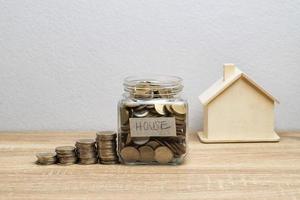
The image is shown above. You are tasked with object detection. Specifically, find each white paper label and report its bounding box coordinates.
[129,117,176,137]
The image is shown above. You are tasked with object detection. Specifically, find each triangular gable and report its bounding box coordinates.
[199,67,279,106]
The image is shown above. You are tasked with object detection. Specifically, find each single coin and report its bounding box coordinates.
[120,146,140,162]
[96,131,117,141]
[100,156,118,161]
[79,157,98,164]
[154,146,174,164]
[175,113,186,120]
[96,140,115,145]
[58,156,77,162]
[100,157,119,161]
[146,141,160,149]
[125,134,132,145]
[132,137,150,145]
[154,104,166,115]
[120,108,129,125]
[171,104,187,115]
[99,152,118,157]
[55,146,76,154]
[175,119,185,125]
[76,139,95,145]
[165,104,174,114]
[139,146,155,162]
[37,157,57,163]
[134,82,153,98]
[39,162,56,165]
[121,125,130,132]
[158,88,173,98]
[124,101,139,108]
[78,152,97,159]
[76,147,96,152]
[56,153,76,158]
[133,109,149,118]
[57,162,76,166]
[97,143,117,149]
[162,141,177,155]
[100,160,119,165]
[99,152,117,157]
[36,152,56,159]
[37,160,56,165]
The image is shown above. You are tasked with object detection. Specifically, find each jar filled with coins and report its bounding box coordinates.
[118,76,188,165]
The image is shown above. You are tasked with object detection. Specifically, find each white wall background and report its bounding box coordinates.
[0,0,299,132]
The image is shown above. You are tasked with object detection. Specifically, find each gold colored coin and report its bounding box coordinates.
[158,88,173,98]
[120,146,140,162]
[154,104,166,115]
[96,131,117,141]
[165,104,173,113]
[76,139,95,145]
[120,108,129,125]
[139,146,154,162]
[56,152,76,158]
[146,141,160,149]
[36,152,56,159]
[79,157,98,164]
[154,146,173,164]
[171,104,187,115]
[134,82,153,98]
[55,146,76,154]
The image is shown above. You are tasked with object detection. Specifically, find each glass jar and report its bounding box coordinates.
[117,76,188,165]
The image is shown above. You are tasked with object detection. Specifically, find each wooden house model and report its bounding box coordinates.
[198,64,280,143]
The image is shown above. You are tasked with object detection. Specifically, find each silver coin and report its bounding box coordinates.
[132,137,150,145]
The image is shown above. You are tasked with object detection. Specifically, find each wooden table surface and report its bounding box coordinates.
[0,132,299,200]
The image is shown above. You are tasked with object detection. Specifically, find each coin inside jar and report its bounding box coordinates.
[154,104,166,115]
[119,76,187,165]
[120,107,129,125]
[171,104,187,115]
[134,82,153,99]
[165,104,174,114]
[120,147,140,162]
[138,146,155,162]
[132,137,150,145]
[154,146,174,164]
[146,141,160,149]
[133,109,149,118]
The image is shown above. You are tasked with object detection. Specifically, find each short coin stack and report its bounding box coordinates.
[55,146,77,165]
[96,131,119,164]
[76,139,98,165]
[36,152,57,165]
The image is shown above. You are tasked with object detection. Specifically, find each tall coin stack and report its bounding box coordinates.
[96,131,119,164]
[55,146,77,165]
[76,139,98,165]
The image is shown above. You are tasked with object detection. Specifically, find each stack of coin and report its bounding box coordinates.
[36,152,57,165]
[96,131,119,164]
[76,139,98,165]
[55,146,77,165]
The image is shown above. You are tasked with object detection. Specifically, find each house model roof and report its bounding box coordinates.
[199,64,279,105]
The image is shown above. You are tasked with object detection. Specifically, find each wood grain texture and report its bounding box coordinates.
[0,132,299,200]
